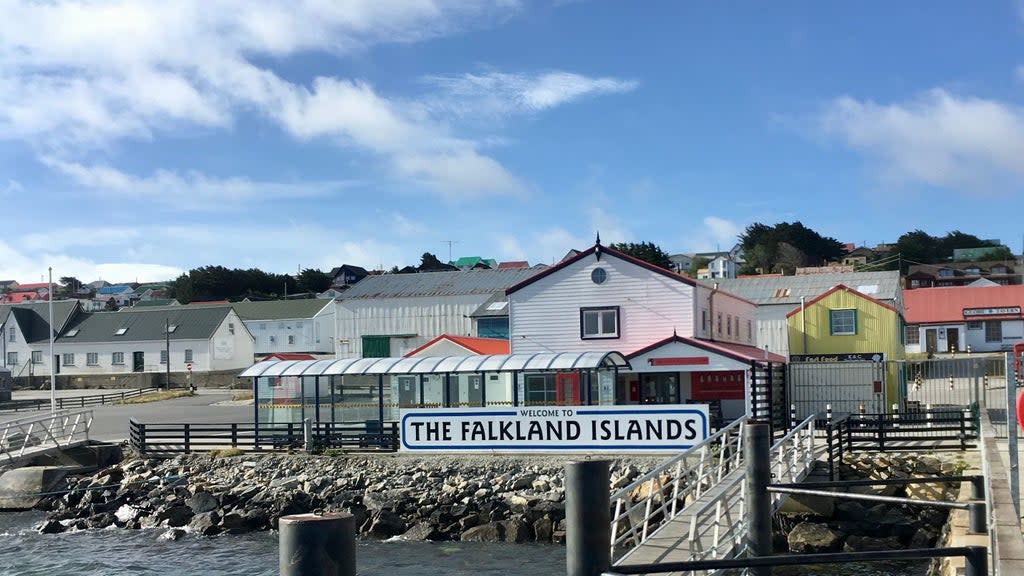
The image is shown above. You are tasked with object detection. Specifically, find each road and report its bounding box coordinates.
[2,389,254,443]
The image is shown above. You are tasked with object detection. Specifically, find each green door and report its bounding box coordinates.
[362,336,391,358]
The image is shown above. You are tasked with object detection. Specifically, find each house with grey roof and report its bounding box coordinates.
[228,300,335,356]
[0,300,81,378]
[52,306,254,375]
[335,268,540,358]
[713,270,903,356]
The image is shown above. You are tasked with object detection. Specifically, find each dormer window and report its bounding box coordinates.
[938,269,954,277]
[115,327,128,336]
[65,329,79,337]
[165,324,178,333]
[964,268,980,276]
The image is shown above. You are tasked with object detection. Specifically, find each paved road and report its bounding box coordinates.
[2,389,253,443]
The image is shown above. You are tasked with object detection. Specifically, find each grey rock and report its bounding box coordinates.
[399,522,443,541]
[158,528,187,541]
[186,491,218,514]
[533,516,553,542]
[369,510,406,538]
[502,518,532,543]
[189,512,221,536]
[843,535,901,552]
[788,522,843,553]
[37,520,66,534]
[461,522,505,542]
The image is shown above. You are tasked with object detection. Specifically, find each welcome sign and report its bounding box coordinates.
[399,404,710,452]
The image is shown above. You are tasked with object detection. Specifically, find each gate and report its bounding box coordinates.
[899,354,1008,438]
[750,361,786,436]
[787,361,885,421]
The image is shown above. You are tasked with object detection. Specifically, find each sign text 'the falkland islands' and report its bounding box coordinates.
[399,405,709,452]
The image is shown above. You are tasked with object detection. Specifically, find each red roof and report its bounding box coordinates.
[497,261,529,270]
[785,284,898,318]
[904,285,1024,324]
[264,353,317,361]
[627,334,787,364]
[12,282,49,291]
[405,335,510,357]
[4,292,43,303]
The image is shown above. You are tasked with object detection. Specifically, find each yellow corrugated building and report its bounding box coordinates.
[786,284,905,406]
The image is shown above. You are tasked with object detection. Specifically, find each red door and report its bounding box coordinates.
[555,373,580,405]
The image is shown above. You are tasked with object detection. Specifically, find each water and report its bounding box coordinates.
[0,512,565,576]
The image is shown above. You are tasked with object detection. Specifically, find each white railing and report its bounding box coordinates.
[610,414,822,570]
[610,417,747,560]
[0,409,93,462]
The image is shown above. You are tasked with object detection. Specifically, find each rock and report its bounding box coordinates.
[220,512,249,534]
[502,518,532,543]
[85,512,116,529]
[368,510,406,538]
[37,520,66,534]
[788,521,843,553]
[156,505,194,528]
[399,522,442,541]
[159,528,187,541]
[186,491,218,514]
[533,516,553,542]
[461,522,505,542]
[843,535,901,552]
[509,474,537,491]
[189,511,221,536]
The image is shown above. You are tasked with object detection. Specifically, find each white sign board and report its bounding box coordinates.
[399,404,710,453]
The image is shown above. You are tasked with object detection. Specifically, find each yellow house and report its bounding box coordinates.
[786,284,905,407]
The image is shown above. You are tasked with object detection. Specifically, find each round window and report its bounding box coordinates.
[591,268,607,284]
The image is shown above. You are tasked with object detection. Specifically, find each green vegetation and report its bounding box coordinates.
[167,265,302,303]
[739,221,845,275]
[609,241,673,269]
[209,447,245,458]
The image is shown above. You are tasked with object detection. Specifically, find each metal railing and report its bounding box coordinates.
[0,388,157,412]
[128,420,400,454]
[609,417,746,560]
[609,415,820,565]
[0,409,93,463]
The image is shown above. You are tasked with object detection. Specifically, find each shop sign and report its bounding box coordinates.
[963,307,1021,317]
[789,353,884,363]
[399,404,709,452]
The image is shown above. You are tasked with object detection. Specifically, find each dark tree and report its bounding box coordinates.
[977,246,1014,261]
[419,252,446,271]
[296,268,332,293]
[104,297,118,311]
[689,256,711,277]
[58,276,83,298]
[609,241,673,269]
[167,266,297,303]
[739,221,845,274]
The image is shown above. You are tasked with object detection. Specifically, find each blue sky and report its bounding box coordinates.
[2,1,1023,283]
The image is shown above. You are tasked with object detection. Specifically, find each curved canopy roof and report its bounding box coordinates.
[238,351,630,378]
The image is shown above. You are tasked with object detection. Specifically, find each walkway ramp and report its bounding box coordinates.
[0,410,93,467]
[611,416,820,573]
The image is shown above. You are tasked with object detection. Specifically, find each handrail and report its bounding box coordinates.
[0,388,157,412]
[0,409,93,462]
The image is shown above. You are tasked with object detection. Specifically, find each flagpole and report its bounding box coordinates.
[48,267,55,413]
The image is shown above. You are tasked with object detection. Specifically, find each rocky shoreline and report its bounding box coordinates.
[32,452,664,543]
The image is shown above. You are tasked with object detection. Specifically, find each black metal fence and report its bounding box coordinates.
[0,388,158,412]
[128,419,400,454]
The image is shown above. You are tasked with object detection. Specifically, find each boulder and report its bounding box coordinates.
[843,535,901,552]
[787,521,843,553]
[158,528,187,541]
[189,512,221,536]
[399,522,443,541]
[368,510,406,538]
[186,491,218,514]
[460,522,505,542]
[502,518,532,543]
[533,516,553,542]
[156,505,194,528]
[37,519,66,534]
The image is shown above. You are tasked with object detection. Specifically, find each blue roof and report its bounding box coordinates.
[97,285,133,295]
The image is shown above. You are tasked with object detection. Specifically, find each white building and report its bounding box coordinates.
[697,256,738,280]
[334,268,539,359]
[230,300,336,357]
[903,284,1024,354]
[0,300,80,378]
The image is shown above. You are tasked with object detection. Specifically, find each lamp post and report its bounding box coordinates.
[165,318,171,389]
[48,267,55,413]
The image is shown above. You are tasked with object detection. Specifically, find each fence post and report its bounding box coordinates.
[303,418,313,453]
[279,512,356,576]
[231,423,238,448]
[967,501,987,534]
[184,423,191,452]
[878,412,885,452]
[826,419,835,481]
[964,545,987,576]
[390,422,399,451]
[565,460,610,576]
[790,404,796,431]
[744,420,772,576]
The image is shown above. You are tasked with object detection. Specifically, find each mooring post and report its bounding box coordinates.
[970,476,985,500]
[744,420,772,576]
[964,545,987,576]
[279,512,356,576]
[302,418,312,453]
[565,460,611,576]
[967,501,987,535]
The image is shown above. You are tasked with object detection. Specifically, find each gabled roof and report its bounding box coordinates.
[714,271,901,306]
[506,243,697,294]
[497,261,529,270]
[12,282,50,292]
[626,334,787,364]
[0,300,80,343]
[264,352,317,361]
[142,299,332,321]
[339,268,539,300]
[405,335,510,357]
[785,284,899,318]
[329,264,369,277]
[58,306,235,343]
[903,285,1024,324]
[97,284,133,295]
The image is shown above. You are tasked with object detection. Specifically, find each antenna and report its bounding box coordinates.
[442,240,460,263]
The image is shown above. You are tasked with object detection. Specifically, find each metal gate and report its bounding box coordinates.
[787,361,885,421]
[750,361,787,437]
[899,354,1008,438]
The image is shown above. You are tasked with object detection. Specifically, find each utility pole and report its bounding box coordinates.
[165,317,171,389]
[441,240,459,263]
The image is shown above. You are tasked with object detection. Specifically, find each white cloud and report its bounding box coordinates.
[425,71,637,118]
[40,158,353,207]
[0,239,183,285]
[816,89,1024,193]
[680,216,743,253]
[390,212,428,238]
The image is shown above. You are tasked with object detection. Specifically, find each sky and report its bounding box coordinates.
[2,0,1024,284]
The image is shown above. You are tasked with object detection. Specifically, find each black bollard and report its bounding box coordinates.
[565,460,611,576]
[279,512,356,576]
[744,420,772,576]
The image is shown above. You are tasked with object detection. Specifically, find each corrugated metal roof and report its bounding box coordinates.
[904,285,1024,324]
[713,271,901,306]
[338,268,540,300]
[58,306,234,343]
[239,350,630,377]
[0,300,80,343]
[140,299,331,321]
[469,292,509,318]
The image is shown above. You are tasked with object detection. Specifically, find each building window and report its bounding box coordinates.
[985,321,1002,343]
[905,326,920,345]
[8,329,14,343]
[967,321,983,330]
[112,352,125,365]
[716,312,723,335]
[701,310,708,333]
[31,351,42,364]
[160,350,168,364]
[580,307,619,339]
[184,349,193,363]
[829,310,857,336]
[910,279,921,288]
[6,352,17,365]
[726,315,732,336]
[86,352,99,366]
[747,320,752,342]
[477,317,509,339]
[228,323,235,335]
[287,335,295,345]
[525,374,556,404]
[62,353,75,366]
[734,317,740,339]
[938,269,954,277]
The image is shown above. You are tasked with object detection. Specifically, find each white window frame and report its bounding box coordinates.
[184,349,193,363]
[6,352,17,365]
[62,353,75,366]
[86,352,99,366]
[160,350,168,364]
[31,351,42,364]
[905,326,920,345]
[112,352,125,365]
[829,309,857,336]
[580,306,619,340]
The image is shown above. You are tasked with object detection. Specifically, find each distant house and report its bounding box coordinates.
[697,256,737,280]
[231,300,336,356]
[405,334,510,357]
[450,256,497,270]
[842,247,877,267]
[468,293,512,339]
[496,261,529,270]
[95,284,136,308]
[668,254,693,275]
[903,285,1024,354]
[906,260,1020,289]
[0,281,17,293]
[328,265,369,288]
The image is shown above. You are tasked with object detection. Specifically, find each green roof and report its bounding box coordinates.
[58,306,235,343]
